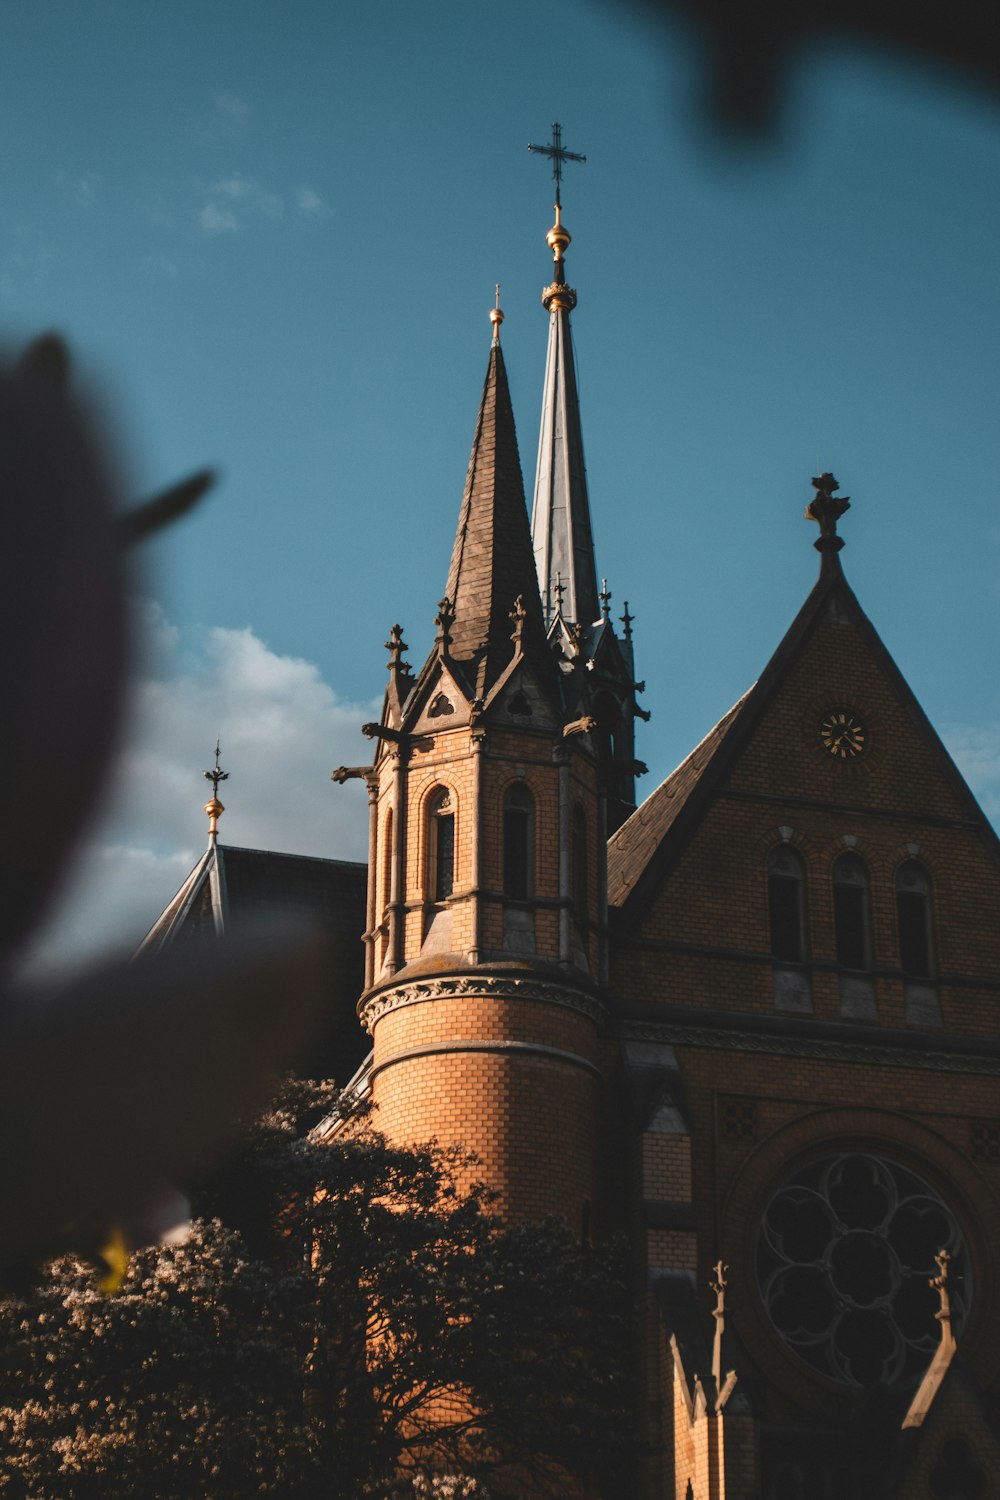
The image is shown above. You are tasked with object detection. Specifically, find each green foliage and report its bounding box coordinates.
[0,1078,634,1499]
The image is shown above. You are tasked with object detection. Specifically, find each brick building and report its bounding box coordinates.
[148,193,1000,1497]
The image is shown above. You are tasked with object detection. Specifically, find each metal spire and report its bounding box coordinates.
[489,283,504,346]
[529,125,598,630]
[202,739,228,840]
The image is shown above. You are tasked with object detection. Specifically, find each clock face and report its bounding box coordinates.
[819,709,868,760]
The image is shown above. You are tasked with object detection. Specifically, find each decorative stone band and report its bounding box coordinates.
[613,1016,1000,1077]
[370,1037,602,1083]
[358,971,606,1032]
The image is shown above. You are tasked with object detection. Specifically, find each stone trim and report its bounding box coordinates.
[359,971,605,1030]
[613,1015,1000,1076]
[370,1038,601,1081]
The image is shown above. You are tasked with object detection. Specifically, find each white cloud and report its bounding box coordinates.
[295,186,331,219]
[199,201,240,234]
[215,92,250,121]
[18,601,378,979]
[199,174,284,233]
[943,723,1000,821]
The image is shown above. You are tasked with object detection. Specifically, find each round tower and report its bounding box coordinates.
[351,291,606,1228]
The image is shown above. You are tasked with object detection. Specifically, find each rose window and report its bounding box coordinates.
[756,1153,968,1388]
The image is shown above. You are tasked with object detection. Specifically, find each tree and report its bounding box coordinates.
[0,1079,634,1499]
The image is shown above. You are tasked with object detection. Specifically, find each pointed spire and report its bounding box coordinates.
[202,740,228,842]
[530,195,599,630]
[442,308,553,700]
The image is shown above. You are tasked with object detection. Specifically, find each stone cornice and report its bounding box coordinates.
[359,971,606,1032]
[612,1014,1000,1076]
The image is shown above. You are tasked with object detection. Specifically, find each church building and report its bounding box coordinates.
[144,167,1000,1497]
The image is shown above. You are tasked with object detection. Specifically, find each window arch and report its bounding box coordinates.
[427,788,455,902]
[572,803,588,928]
[503,783,533,901]
[381,809,393,919]
[833,853,872,971]
[896,860,934,978]
[768,846,807,964]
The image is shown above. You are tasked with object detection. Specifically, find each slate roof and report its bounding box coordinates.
[607,692,750,908]
[442,341,555,701]
[138,843,370,1082]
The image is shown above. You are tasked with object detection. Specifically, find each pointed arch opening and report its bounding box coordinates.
[896,860,941,1026]
[768,845,811,1013]
[572,802,588,931]
[502,782,535,955]
[834,852,876,1021]
[427,788,455,903]
[503,783,533,902]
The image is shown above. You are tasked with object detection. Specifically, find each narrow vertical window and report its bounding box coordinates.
[428,789,454,902]
[572,803,588,928]
[381,809,393,919]
[503,784,533,901]
[768,847,806,964]
[833,854,871,971]
[897,861,933,978]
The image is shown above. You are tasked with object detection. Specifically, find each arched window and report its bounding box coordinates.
[768,846,807,964]
[427,789,455,902]
[896,861,933,978]
[381,809,393,919]
[833,853,872,971]
[572,803,588,928]
[503,784,533,901]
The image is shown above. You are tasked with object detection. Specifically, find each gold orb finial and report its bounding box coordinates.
[202,740,229,842]
[489,283,504,345]
[546,202,572,264]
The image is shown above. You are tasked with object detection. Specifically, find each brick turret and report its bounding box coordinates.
[353,306,606,1227]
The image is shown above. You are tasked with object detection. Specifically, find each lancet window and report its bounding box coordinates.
[503,784,533,901]
[427,789,455,902]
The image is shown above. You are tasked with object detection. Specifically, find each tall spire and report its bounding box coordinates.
[529,136,599,631]
[443,302,552,700]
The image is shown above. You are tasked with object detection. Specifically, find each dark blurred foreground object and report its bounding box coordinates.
[624,0,1000,131]
[0,335,326,1270]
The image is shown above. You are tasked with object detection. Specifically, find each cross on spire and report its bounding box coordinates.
[203,740,229,799]
[202,739,228,840]
[528,121,586,207]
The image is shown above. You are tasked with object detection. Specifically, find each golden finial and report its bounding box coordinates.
[546,202,572,265]
[489,283,504,345]
[203,739,228,840]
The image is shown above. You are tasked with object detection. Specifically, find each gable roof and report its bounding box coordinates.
[607,692,750,908]
[608,548,1000,921]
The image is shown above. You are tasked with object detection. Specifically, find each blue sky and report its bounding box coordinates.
[4,0,999,968]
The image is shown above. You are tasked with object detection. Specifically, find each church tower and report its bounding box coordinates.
[347,283,609,1227]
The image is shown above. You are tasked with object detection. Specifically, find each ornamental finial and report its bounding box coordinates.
[202,739,228,841]
[931,1249,952,1330]
[805,471,850,558]
[489,284,504,346]
[530,122,584,313]
[435,595,455,651]
[385,622,411,677]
